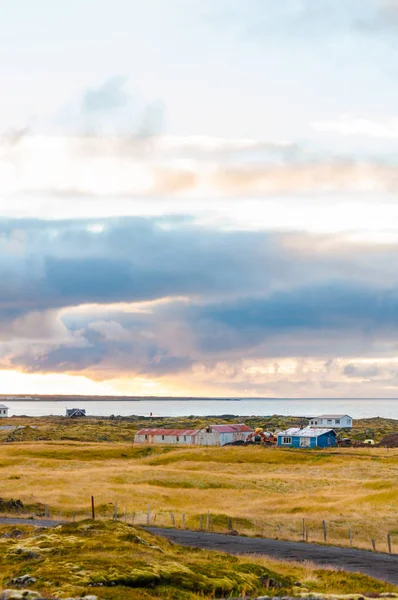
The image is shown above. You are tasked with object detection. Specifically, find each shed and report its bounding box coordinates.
[308,414,352,429]
[66,408,86,418]
[134,428,200,445]
[134,423,254,446]
[0,404,9,418]
[277,426,336,449]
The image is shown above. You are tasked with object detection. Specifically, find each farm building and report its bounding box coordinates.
[134,424,253,446]
[0,404,8,418]
[66,408,86,418]
[277,426,336,448]
[308,414,352,429]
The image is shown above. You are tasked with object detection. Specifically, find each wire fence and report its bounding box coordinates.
[0,498,395,555]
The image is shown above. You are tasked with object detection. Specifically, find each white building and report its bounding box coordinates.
[0,404,9,418]
[308,414,352,429]
[134,424,253,446]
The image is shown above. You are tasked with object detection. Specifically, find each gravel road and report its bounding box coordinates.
[146,527,398,585]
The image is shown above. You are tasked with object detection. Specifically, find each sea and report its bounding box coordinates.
[1,398,397,419]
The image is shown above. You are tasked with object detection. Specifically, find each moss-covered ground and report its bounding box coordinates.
[0,520,396,599]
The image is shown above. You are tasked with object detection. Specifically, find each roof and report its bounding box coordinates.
[135,428,200,437]
[135,424,254,436]
[66,408,86,416]
[278,426,336,438]
[311,414,351,419]
[211,424,253,433]
[0,404,8,409]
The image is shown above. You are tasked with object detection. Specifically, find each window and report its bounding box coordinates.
[300,437,311,447]
[176,436,179,442]
[162,435,165,441]
[145,435,148,440]
[327,419,332,424]
[184,436,186,441]
[314,420,318,425]
[282,437,292,444]
[335,419,340,424]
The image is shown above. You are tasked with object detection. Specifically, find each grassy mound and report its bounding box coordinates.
[0,520,291,599]
[0,521,396,599]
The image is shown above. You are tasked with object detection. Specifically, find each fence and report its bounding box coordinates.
[1,496,395,555]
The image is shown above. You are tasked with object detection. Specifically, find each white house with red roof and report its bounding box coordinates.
[134,423,253,446]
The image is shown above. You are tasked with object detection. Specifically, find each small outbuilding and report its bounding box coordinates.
[134,423,254,446]
[277,426,336,449]
[308,414,352,429]
[66,408,86,418]
[0,404,9,418]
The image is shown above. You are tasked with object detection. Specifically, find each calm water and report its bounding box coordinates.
[1,398,398,418]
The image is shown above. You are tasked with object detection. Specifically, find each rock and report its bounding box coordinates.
[13,549,42,560]
[1,592,41,600]
[10,575,36,587]
[0,498,24,513]
[0,592,97,600]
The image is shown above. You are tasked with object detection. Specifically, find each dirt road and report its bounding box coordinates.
[147,527,398,585]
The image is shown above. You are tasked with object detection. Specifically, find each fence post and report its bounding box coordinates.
[371,539,376,551]
[206,511,210,531]
[91,496,95,520]
[200,515,203,530]
[170,512,175,526]
[73,512,76,523]
[305,526,309,542]
[147,505,151,525]
[388,533,392,554]
[228,517,233,533]
[209,514,214,531]
[322,520,327,542]
[349,529,353,547]
[45,505,50,519]
[302,519,305,541]
[182,514,185,529]
[113,501,118,520]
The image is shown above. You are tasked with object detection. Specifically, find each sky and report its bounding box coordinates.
[2,0,398,397]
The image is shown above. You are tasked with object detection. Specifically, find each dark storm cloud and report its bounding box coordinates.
[0,216,299,315]
[2,215,398,377]
[190,285,398,354]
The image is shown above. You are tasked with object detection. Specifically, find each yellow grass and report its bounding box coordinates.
[0,441,397,552]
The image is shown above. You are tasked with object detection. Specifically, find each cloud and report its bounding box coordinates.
[343,363,380,378]
[1,215,398,393]
[2,133,398,203]
[313,117,398,138]
[81,76,129,114]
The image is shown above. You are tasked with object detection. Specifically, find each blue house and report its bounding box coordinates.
[277,426,336,449]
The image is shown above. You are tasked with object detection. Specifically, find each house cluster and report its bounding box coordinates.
[134,414,353,448]
[0,404,9,418]
[276,414,352,449]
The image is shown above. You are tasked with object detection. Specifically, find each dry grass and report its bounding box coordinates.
[0,441,397,552]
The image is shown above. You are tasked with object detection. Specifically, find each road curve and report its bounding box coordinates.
[146,527,398,586]
[0,519,396,586]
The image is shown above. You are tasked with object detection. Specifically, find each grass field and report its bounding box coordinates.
[0,520,397,599]
[0,437,397,552]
